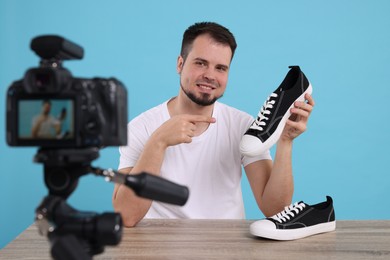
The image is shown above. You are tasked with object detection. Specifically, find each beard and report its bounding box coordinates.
[180,83,222,106]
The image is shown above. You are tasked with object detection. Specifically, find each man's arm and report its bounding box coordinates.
[245,139,294,217]
[112,114,216,227]
[31,115,44,137]
[53,119,62,135]
[245,93,314,217]
[113,131,168,227]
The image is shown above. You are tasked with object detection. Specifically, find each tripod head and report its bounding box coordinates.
[35,148,99,198]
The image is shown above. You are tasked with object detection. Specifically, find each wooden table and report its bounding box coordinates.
[1,219,389,259]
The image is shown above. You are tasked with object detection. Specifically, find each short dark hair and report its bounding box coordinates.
[180,22,237,62]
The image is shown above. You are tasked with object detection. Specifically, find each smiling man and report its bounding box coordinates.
[113,22,315,227]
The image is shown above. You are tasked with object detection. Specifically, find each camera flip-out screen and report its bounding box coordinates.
[17,98,74,144]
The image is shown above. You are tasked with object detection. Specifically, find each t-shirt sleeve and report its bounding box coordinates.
[242,150,272,167]
[240,112,272,167]
[118,118,148,170]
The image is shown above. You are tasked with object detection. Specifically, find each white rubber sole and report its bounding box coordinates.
[240,83,313,157]
[250,220,336,241]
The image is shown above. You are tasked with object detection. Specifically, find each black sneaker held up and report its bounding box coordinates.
[250,196,336,241]
[240,66,312,157]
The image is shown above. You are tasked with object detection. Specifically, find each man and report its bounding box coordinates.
[31,99,62,138]
[113,22,315,227]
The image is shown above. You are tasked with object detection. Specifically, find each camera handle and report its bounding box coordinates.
[91,167,189,206]
[33,148,189,259]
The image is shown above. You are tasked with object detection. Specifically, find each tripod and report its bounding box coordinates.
[34,147,189,259]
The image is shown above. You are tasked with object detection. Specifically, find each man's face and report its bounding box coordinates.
[42,102,51,115]
[177,34,232,106]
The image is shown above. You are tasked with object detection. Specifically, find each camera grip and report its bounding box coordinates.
[125,173,189,206]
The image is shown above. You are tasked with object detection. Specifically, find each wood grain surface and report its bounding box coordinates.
[1,219,389,259]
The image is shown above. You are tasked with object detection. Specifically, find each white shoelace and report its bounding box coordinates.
[270,202,306,223]
[250,93,278,131]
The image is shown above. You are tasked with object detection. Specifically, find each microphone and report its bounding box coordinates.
[93,168,189,206]
[31,35,84,61]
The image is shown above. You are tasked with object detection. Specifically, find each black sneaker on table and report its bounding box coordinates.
[250,196,336,240]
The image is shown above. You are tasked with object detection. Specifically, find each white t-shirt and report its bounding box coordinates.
[118,100,271,219]
[32,115,60,138]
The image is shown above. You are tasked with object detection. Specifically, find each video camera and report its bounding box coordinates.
[6,35,127,148]
[5,35,189,260]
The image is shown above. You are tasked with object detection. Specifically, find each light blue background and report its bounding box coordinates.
[1,0,389,249]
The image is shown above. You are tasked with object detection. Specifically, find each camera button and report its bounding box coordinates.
[73,81,84,91]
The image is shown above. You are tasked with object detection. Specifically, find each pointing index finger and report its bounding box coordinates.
[187,115,216,124]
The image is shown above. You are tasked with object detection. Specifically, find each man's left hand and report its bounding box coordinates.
[280,93,315,141]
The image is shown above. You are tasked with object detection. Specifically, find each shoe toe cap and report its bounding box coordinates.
[240,135,264,156]
[250,219,276,234]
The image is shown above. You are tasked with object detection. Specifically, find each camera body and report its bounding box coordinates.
[6,35,128,148]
